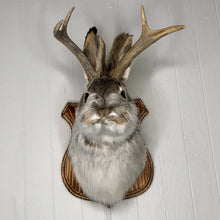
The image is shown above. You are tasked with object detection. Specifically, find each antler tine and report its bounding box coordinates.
[110,5,185,80]
[54,7,96,81]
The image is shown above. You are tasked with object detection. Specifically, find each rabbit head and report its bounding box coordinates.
[76,77,138,144]
[72,27,138,144]
[54,6,184,143]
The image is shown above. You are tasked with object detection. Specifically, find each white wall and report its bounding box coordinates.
[0,0,220,219]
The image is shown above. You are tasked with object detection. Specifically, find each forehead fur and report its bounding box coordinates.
[87,77,123,95]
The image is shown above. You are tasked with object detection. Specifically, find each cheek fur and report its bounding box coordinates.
[76,99,138,142]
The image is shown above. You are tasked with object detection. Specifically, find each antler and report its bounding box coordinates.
[54,7,97,81]
[110,5,185,80]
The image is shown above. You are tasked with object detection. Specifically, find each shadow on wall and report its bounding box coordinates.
[127,44,186,153]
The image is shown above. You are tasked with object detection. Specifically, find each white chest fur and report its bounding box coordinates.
[69,127,146,206]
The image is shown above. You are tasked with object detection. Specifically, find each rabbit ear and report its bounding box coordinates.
[107,33,132,81]
[83,27,106,79]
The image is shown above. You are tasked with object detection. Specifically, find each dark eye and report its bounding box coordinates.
[120,90,126,99]
[84,92,89,103]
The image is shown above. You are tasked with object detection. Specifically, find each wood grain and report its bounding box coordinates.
[61,98,153,201]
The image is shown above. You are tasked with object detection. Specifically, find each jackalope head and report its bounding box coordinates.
[54,5,184,135]
[54,6,184,206]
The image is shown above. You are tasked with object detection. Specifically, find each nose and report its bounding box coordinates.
[98,108,109,118]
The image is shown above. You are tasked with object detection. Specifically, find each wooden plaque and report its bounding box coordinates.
[61,98,153,200]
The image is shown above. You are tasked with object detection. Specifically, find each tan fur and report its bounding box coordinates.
[83,30,132,79]
[83,29,106,75]
[85,118,100,125]
[108,112,129,125]
[84,138,102,148]
[107,33,132,72]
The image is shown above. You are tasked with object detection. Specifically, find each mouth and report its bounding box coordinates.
[85,114,119,126]
[81,112,131,138]
[92,118,115,126]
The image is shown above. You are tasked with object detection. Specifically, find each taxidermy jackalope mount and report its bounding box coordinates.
[54,5,184,207]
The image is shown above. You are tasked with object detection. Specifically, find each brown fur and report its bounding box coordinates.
[107,33,132,72]
[83,29,132,78]
[84,138,102,148]
[87,77,122,96]
[83,27,106,76]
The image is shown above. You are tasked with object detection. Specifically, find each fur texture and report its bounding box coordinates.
[68,27,147,207]
[69,77,147,206]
